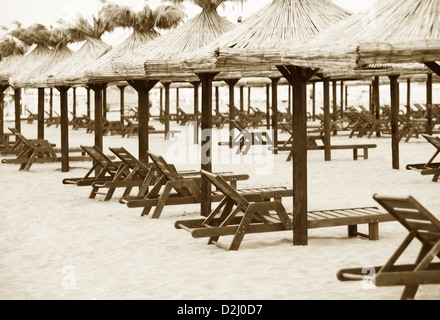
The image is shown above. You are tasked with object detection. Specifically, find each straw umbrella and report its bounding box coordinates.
[272,0,439,176]
[181,0,352,223]
[74,2,185,163]
[9,25,74,140]
[0,36,26,145]
[42,8,114,172]
[181,0,351,160]
[111,0,238,168]
[190,0,439,245]
[3,23,54,133]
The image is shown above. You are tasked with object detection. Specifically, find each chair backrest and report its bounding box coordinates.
[109,147,152,178]
[81,145,119,172]
[373,194,440,245]
[147,151,194,197]
[201,170,249,208]
[122,115,133,125]
[147,151,182,182]
[9,127,32,147]
[423,134,440,151]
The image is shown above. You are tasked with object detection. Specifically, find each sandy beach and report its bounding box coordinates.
[1,119,439,300]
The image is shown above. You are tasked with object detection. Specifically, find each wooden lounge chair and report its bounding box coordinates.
[175,170,293,251]
[337,194,440,300]
[121,151,251,218]
[6,128,58,171]
[25,107,38,124]
[89,147,159,201]
[2,128,89,171]
[61,145,120,186]
[45,111,61,128]
[121,115,138,138]
[175,173,395,250]
[231,119,271,155]
[176,107,199,126]
[406,134,440,182]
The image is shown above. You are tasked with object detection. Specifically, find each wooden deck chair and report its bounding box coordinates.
[62,145,121,186]
[70,113,92,130]
[406,134,440,182]
[337,194,440,300]
[122,151,250,218]
[398,114,428,143]
[89,147,159,201]
[231,119,271,155]
[5,127,58,171]
[175,170,293,251]
[45,111,61,128]
[25,107,38,124]
[176,107,199,126]
[121,115,138,138]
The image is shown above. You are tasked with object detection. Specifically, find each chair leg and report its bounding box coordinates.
[400,285,419,300]
[104,187,116,201]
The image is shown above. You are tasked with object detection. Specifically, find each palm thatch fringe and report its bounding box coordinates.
[112,8,235,78]
[46,37,109,87]
[80,29,159,84]
[0,54,25,84]
[181,0,351,78]
[9,45,52,87]
[279,0,440,69]
[26,46,74,88]
[357,40,440,66]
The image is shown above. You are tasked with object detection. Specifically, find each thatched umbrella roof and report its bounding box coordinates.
[181,0,351,77]
[25,45,74,88]
[278,0,440,71]
[81,30,158,85]
[1,23,52,86]
[8,44,52,87]
[111,4,236,81]
[9,26,75,88]
[44,6,120,87]
[80,3,185,85]
[46,36,109,87]
[0,53,25,85]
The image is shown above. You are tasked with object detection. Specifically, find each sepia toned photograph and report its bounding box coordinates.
[0,0,439,302]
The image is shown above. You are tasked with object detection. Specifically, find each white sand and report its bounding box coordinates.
[1,120,439,300]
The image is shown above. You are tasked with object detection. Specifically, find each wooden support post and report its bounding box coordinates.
[225,79,239,148]
[0,85,7,140]
[49,88,53,119]
[332,80,337,135]
[406,79,411,121]
[86,88,91,118]
[373,76,380,137]
[340,81,344,117]
[270,77,280,154]
[196,72,219,217]
[426,73,433,135]
[239,85,244,112]
[14,88,21,132]
[88,83,107,152]
[389,75,400,170]
[162,81,171,139]
[266,83,270,130]
[190,81,201,144]
[72,87,77,117]
[57,86,70,172]
[128,80,159,163]
[322,77,331,161]
[37,88,45,140]
[277,65,316,246]
[118,85,126,121]
[103,86,107,118]
[312,82,316,121]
